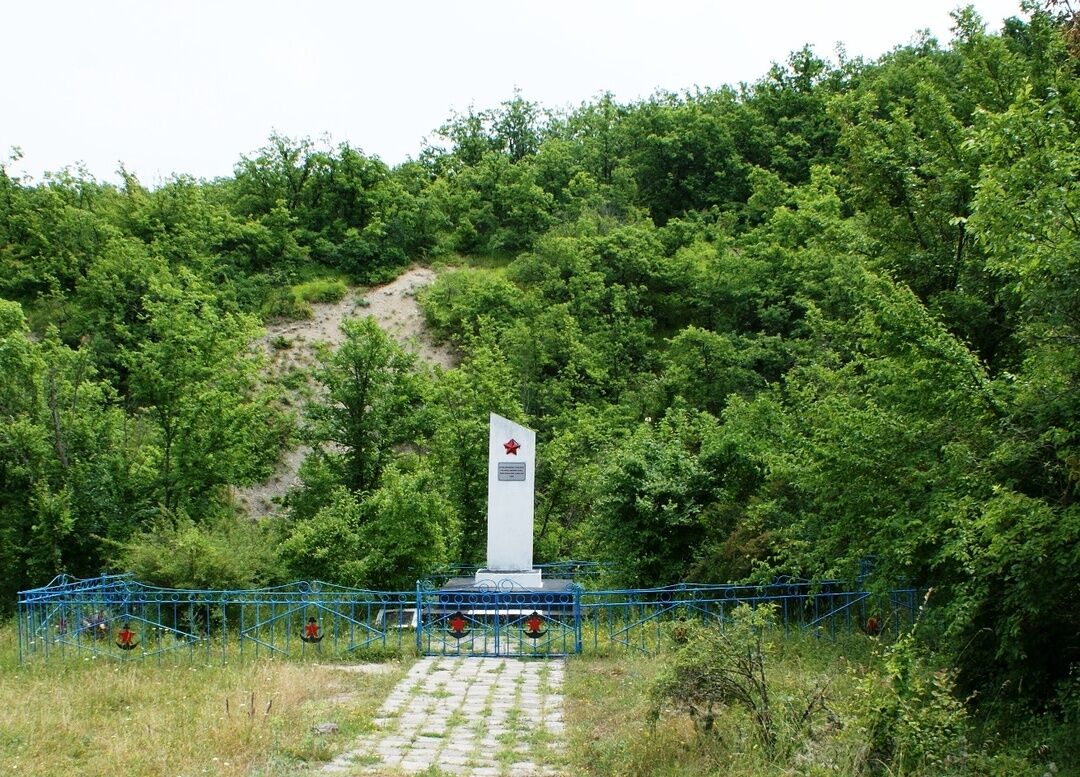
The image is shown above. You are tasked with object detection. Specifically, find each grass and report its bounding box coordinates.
[292,277,348,304]
[566,651,722,777]
[260,271,350,322]
[563,632,894,777]
[5,618,1071,776]
[0,625,410,777]
[562,630,1073,777]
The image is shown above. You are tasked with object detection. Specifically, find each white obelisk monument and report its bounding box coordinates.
[474,413,542,588]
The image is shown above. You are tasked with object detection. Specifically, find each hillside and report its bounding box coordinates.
[1,5,1079,765]
[234,266,455,517]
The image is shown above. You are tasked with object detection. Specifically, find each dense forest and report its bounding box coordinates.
[2,2,1078,730]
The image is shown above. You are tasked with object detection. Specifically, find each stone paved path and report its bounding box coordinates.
[321,657,566,776]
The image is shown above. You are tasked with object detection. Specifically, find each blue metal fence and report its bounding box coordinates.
[415,582,580,658]
[578,581,918,655]
[17,574,415,664]
[17,573,918,664]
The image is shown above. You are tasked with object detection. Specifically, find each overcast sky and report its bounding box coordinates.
[3,0,1024,185]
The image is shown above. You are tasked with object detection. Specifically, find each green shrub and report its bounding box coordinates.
[259,277,348,321]
[121,510,285,589]
[860,629,971,773]
[280,366,310,392]
[649,604,831,752]
[261,286,313,321]
[417,268,524,340]
[292,277,348,304]
[279,464,454,590]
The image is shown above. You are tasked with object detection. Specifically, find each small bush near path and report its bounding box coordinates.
[0,626,409,777]
[649,605,834,753]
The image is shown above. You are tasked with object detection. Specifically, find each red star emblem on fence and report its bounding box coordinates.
[524,611,545,639]
[301,617,323,643]
[116,624,138,650]
[448,611,469,639]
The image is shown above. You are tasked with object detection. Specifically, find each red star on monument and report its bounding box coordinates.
[503,438,521,455]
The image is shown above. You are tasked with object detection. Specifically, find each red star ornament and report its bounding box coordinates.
[116,623,138,650]
[503,438,521,455]
[448,611,469,639]
[524,611,545,639]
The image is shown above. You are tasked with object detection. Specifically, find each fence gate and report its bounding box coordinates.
[416,584,581,658]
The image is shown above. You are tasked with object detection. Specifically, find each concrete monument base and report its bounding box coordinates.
[473,568,543,589]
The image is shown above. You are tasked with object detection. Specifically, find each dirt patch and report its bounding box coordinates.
[232,266,456,518]
[357,266,457,370]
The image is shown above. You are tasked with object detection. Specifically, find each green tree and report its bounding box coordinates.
[280,487,365,584]
[744,45,845,185]
[492,90,546,162]
[350,463,455,589]
[593,407,732,585]
[433,151,554,254]
[959,36,1080,695]
[0,302,151,605]
[0,300,52,601]
[281,465,453,589]
[70,236,169,385]
[655,326,763,415]
[124,271,283,514]
[620,91,748,225]
[831,15,1032,370]
[304,316,423,494]
[0,166,119,299]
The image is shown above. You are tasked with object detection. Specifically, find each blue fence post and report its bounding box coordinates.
[16,597,24,665]
[573,586,582,654]
[415,580,423,654]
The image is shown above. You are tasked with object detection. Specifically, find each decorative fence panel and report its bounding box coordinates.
[415,583,580,658]
[17,575,415,664]
[579,581,918,655]
[17,574,918,665]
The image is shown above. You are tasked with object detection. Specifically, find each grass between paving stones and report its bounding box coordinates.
[538,662,554,695]
[466,663,500,770]
[495,705,524,769]
[500,665,523,767]
[491,662,567,774]
[535,662,569,774]
[0,624,410,777]
[528,722,559,767]
[445,708,467,732]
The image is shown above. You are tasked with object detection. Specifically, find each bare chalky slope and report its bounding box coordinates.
[322,657,566,776]
[234,266,457,518]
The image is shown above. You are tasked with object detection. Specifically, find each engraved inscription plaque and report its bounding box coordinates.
[497,462,527,481]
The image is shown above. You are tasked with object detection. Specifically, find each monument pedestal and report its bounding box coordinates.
[474,568,543,589]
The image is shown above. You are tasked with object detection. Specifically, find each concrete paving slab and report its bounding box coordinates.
[321,656,566,776]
